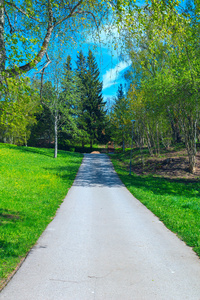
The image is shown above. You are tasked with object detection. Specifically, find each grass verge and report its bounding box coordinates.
[110,153,200,258]
[0,144,83,288]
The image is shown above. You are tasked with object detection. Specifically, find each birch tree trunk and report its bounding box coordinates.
[136,124,145,166]
[0,0,5,82]
[181,113,197,174]
[156,122,160,156]
[144,124,154,156]
[54,113,58,158]
[122,125,125,152]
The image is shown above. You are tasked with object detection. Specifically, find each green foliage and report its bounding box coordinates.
[29,50,106,151]
[0,143,83,285]
[59,55,82,140]
[28,105,54,147]
[0,77,41,145]
[3,0,113,73]
[117,0,200,172]
[109,84,132,150]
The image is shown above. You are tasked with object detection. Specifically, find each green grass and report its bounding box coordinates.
[110,154,200,257]
[0,144,83,286]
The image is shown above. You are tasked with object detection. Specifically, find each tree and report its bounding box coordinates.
[85,50,106,148]
[59,55,83,147]
[29,55,82,152]
[75,50,90,147]
[0,0,135,81]
[0,0,111,148]
[110,84,132,151]
[0,0,139,149]
[28,104,54,148]
[119,0,200,173]
[76,50,106,148]
[0,77,41,145]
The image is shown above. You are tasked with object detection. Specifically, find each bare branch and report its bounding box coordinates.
[54,0,83,27]
[34,52,52,102]
[5,7,14,33]
[77,10,99,29]
[34,52,51,77]
[40,67,45,102]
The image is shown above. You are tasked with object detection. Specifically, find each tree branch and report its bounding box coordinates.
[5,0,41,22]
[7,1,54,76]
[33,52,51,101]
[54,0,83,27]
[76,10,99,29]
[34,52,51,77]
[5,7,14,33]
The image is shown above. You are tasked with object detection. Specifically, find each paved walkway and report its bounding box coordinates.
[1,154,200,299]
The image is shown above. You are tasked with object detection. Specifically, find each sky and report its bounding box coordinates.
[67,24,132,104]
[88,40,131,102]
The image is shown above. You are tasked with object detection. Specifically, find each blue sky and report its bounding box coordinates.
[65,25,132,103]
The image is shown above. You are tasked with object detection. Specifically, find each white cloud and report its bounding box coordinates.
[102,60,131,90]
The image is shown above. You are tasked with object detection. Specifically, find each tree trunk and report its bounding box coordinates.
[144,124,153,156]
[181,115,197,174]
[25,132,27,147]
[54,114,58,158]
[0,0,5,82]
[167,107,182,143]
[156,122,160,156]
[188,150,196,173]
[137,125,145,167]
[90,139,93,149]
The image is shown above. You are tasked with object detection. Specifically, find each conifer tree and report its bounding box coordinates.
[58,55,83,148]
[76,50,106,148]
[75,51,90,147]
[110,84,131,151]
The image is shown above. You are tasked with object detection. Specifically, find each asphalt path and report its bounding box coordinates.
[1,154,200,300]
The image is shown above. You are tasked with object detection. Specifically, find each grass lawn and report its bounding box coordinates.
[110,152,200,258]
[0,144,83,288]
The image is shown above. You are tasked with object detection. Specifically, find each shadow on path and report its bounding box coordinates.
[73,154,124,188]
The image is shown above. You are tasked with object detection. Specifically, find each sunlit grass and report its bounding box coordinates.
[110,154,200,257]
[0,144,83,286]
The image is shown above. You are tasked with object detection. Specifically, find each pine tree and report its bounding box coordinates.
[59,55,82,147]
[75,51,90,147]
[76,50,106,148]
[111,84,131,151]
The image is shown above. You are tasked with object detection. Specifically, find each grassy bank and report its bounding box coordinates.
[110,152,200,257]
[0,144,83,287]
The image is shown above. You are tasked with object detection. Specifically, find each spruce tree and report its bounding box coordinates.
[76,51,90,147]
[76,50,106,148]
[110,84,131,151]
[59,55,81,146]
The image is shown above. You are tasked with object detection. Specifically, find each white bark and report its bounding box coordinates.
[54,113,58,158]
[0,0,5,81]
